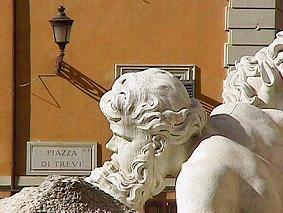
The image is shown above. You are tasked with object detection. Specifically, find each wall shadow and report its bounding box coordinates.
[194,66,221,115]
[207,114,251,147]
[58,62,107,168]
[30,74,60,108]
[199,94,221,115]
[15,0,31,176]
[207,112,275,161]
[96,143,102,167]
[59,61,108,102]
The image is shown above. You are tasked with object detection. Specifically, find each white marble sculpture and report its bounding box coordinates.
[86,69,207,211]
[223,31,283,110]
[86,32,283,212]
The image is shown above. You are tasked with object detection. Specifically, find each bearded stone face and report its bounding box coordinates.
[85,126,165,210]
[85,68,207,210]
[107,122,149,175]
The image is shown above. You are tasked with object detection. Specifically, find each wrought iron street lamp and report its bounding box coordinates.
[49,6,74,73]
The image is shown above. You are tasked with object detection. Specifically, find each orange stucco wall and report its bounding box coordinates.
[1,0,228,176]
[0,0,13,176]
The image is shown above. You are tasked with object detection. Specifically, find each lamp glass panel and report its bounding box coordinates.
[53,25,67,42]
[65,24,72,42]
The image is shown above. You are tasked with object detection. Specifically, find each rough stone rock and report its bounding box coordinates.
[0,176,134,213]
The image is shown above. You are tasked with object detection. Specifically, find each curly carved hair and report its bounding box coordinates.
[223,31,283,107]
[100,68,207,147]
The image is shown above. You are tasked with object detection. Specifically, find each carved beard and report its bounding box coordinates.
[85,143,166,210]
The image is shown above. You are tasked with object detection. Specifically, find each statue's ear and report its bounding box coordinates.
[162,108,190,126]
[152,135,166,156]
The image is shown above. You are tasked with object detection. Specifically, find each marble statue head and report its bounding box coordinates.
[223,31,283,109]
[86,68,207,210]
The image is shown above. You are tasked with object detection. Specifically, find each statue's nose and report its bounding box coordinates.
[106,136,118,153]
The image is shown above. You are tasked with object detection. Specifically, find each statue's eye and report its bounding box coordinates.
[114,133,133,142]
[121,79,127,84]
[119,92,126,100]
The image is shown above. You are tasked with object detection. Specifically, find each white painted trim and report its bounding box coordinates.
[227,8,276,29]
[0,176,10,186]
[164,177,175,187]
[230,29,276,45]
[26,141,97,176]
[230,0,277,9]
[223,43,229,68]
[226,45,264,65]
[0,176,47,187]
[224,6,230,32]
[0,176,176,187]
[114,64,196,81]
